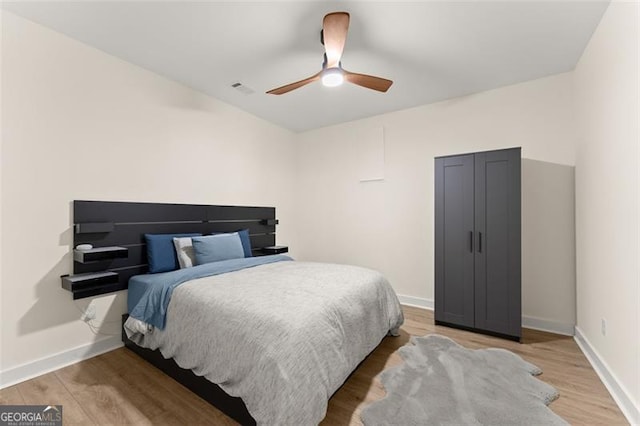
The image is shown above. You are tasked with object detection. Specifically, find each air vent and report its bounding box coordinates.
[231,82,255,95]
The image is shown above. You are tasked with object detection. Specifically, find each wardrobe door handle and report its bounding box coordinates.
[478,232,482,253]
[469,231,473,253]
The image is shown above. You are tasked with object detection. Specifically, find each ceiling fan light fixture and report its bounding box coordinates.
[266,12,392,95]
[321,68,344,87]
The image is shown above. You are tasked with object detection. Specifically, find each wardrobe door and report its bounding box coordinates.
[474,148,521,338]
[435,154,475,328]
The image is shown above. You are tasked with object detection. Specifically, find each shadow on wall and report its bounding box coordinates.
[521,158,576,332]
[17,225,76,335]
[18,220,125,337]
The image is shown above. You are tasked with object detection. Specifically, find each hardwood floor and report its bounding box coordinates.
[1,306,628,425]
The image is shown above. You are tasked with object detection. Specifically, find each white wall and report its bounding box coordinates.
[295,73,578,332]
[0,12,296,378]
[0,8,5,376]
[522,159,576,334]
[573,1,639,419]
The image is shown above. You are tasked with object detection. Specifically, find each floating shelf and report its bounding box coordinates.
[74,246,128,263]
[61,271,122,300]
[261,245,288,255]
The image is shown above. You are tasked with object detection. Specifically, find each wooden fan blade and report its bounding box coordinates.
[323,12,350,68]
[266,72,321,95]
[344,70,393,92]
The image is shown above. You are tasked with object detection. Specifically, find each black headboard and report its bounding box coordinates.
[72,200,277,293]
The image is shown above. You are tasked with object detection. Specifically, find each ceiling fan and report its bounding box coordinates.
[266,12,393,95]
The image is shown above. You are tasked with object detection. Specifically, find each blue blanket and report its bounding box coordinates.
[128,255,292,329]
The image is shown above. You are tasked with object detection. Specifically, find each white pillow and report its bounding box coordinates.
[173,237,197,269]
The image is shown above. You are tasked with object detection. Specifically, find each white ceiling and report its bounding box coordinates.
[3,1,608,132]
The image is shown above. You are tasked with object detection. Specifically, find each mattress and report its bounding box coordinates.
[125,258,404,425]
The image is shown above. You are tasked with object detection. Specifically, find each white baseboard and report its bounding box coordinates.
[0,336,123,389]
[397,294,434,310]
[574,326,639,425]
[398,295,574,336]
[522,315,575,336]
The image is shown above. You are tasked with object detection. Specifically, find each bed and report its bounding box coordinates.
[73,201,404,424]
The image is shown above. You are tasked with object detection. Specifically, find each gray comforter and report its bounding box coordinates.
[125,260,404,425]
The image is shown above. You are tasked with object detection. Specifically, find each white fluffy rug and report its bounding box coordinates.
[361,334,567,426]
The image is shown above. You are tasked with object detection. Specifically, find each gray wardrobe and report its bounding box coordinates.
[434,147,521,341]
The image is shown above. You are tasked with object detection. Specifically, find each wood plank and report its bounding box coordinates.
[0,385,25,404]
[74,201,274,224]
[75,222,274,247]
[249,233,275,249]
[9,306,628,426]
[74,201,208,224]
[55,354,159,425]
[107,348,236,426]
[207,205,274,221]
[18,372,94,426]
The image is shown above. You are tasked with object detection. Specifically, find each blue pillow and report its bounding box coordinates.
[145,233,202,273]
[193,233,245,265]
[210,230,252,257]
[237,229,253,258]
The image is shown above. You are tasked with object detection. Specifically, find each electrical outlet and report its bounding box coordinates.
[81,304,96,322]
[601,318,606,336]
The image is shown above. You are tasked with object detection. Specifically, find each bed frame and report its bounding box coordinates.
[74,200,279,424]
